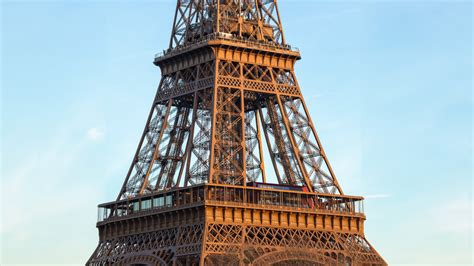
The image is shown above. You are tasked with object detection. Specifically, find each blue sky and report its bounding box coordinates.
[1,0,472,265]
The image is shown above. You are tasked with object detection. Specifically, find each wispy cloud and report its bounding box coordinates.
[365,194,392,199]
[1,104,109,263]
[87,127,105,141]
[1,130,88,234]
[1,128,105,264]
[431,196,472,235]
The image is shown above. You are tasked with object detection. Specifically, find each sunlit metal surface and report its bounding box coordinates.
[88,1,385,265]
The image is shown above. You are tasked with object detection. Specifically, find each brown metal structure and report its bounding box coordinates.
[88,1,385,265]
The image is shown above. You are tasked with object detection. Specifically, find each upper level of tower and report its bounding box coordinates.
[170,0,285,48]
[155,0,298,65]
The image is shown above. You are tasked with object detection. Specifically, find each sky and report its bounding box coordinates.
[1,0,472,265]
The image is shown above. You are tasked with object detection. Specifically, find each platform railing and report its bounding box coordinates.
[154,32,300,60]
[97,184,364,223]
[205,185,364,215]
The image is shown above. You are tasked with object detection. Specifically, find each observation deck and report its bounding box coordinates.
[97,183,365,225]
[153,32,301,66]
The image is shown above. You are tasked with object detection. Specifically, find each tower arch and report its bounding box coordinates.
[251,250,337,266]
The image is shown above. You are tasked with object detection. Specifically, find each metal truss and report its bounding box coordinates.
[259,96,303,186]
[89,222,385,265]
[118,59,344,198]
[211,87,245,185]
[118,56,345,198]
[203,223,385,265]
[170,0,285,48]
[217,60,301,96]
[186,89,214,186]
[245,111,265,183]
[92,0,386,265]
[117,99,172,199]
[280,96,343,194]
[89,223,204,266]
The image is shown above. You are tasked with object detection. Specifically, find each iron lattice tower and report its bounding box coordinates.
[88,1,385,265]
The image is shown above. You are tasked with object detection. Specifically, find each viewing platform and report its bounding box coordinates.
[97,183,365,225]
[153,32,301,65]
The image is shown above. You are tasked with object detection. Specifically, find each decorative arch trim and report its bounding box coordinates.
[251,249,337,266]
[117,254,167,266]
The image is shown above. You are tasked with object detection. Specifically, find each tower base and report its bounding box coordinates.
[89,223,384,265]
[88,185,385,265]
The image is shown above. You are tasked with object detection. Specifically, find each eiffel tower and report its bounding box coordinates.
[88,0,386,265]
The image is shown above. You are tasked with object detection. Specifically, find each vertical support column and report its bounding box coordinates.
[255,0,266,42]
[165,107,192,188]
[139,100,174,194]
[255,110,267,183]
[275,95,313,192]
[254,1,265,41]
[216,0,221,33]
[117,78,166,200]
[240,61,246,186]
[154,103,182,191]
[200,221,209,265]
[239,0,244,38]
[169,0,181,48]
[240,225,247,266]
[298,97,344,194]
[258,107,283,184]
[182,92,199,187]
[208,58,220,184]
[266,97,298,185]
[240,69,247,186]
[274,0,286,45]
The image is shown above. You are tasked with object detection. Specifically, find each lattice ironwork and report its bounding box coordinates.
[89,0,385,265]
[211,87,245,185]
[281,96,343,194]
[89,222,384,265]
[170,0,285,48]
[245,111,265,183]
[89,224,204,265]
[186,89,214,186]
[203,223,385,265]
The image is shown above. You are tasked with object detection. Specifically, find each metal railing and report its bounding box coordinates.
[98,185,205,223]
[205,184,364,215]
[154,32,300,60]
[97,184,364,223]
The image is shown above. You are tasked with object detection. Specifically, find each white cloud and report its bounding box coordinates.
[1,123,103,264]
[365,194,391,199]
[86,127,105,141]
[431,196,472,234]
